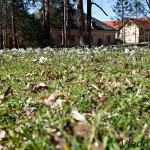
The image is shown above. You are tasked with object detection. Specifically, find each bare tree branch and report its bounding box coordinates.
[91,3,108,16]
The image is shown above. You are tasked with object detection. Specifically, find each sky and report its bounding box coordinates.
[82,0,116,21]
[29,0,116,22]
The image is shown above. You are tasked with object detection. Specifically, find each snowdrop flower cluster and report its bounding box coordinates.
[125,48,130,53]
[0,50,3,54]
[0,46,149,59]
[39,56,47,63]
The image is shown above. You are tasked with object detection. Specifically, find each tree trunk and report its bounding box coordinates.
[64,0,67,47]
[148,0,150,15]
[87,0,91,47]
[43,0,50,47]
[0,10,3,49]
[5,1,8,48]
[0,23,3,49]
[122,0,125,45]
[64,0,70,47]
[62,4,65,47]
[11,0,17,48]
[77,0,85,46]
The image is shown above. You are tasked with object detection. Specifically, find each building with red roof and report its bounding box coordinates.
[104,18,150,43]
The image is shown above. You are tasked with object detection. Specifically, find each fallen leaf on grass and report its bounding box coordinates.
[132,69,140,75]
[4,87,13,97]
[23,107,35,116]
[73,124,92,138]
[73,124,103,150]
[26,82,49,91]
[147,110,150,114]
[98,92,104,98]
[41,91,66,108]
[0,87,13,103]
[0,130,6,141]
[126,78,134,87]
[44,98,66,109]
[31,82,49,92]
[145,70,150,78]
[106,81,121,89]
[90,84,99,90]
[0,144,3,150]
[95,96,108,103]
[71,110,86,122]
[56,98,66,108]
[25,73,34,77]
[124,62,129,68]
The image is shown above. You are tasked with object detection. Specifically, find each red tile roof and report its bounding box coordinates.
[104,18,150,30]
[130,18,150,30]
[104,20,125,30]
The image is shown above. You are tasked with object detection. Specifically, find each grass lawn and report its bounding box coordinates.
[0,46,150,150]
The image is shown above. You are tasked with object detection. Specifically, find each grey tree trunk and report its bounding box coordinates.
[122,0,125,45]
[64,0,70,47]
[43,0,50,47]
[0,10,3,49]
[11,0,17,48]
[87,0,91,47]
[77,0,85,46]
[0,23,3,49]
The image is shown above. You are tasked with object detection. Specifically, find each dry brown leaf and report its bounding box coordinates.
[124,62,129,68]
[33,82,49,92]
[71,110,86,122]
[98,92,104,98]
[23,107,35,116]
[1,87,13,103]
[4,87,13,97]
[126,78,134,87]
[147,110,150,114]
[107,81,121,89]
[145,70,150,78]
[42,91,66,108]
[95,96,108,103]
[73,124,92,138]
[132,69,139,75]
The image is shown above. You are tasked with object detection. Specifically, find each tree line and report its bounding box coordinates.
[0,0,149,49]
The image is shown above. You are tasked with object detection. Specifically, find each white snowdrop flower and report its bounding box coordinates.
[130,50,136,55]
[39,56,47,63]
[103,48,107,51]
[0,130,6,141]
[125,48,129,53]
[0,50,3,54]
[132,56,136,65]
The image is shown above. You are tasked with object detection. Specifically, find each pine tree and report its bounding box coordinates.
[111,0,132,44]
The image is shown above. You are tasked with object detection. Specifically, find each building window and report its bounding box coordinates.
[107,36,110,42]
[70,35,75,42]
[128,22,132,26]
